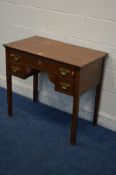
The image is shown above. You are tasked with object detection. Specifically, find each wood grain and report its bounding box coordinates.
[4,36,108,68]
[4,36,108,145]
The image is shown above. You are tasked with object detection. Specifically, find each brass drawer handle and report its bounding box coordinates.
[13,57,19,61]
[10,53,15,57]
[59,68,70,76]
[10,53,20,61]
[60,82,70,90]
[11,66,20,73]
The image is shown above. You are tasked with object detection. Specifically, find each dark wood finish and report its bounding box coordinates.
[6,49,12,116]
[4,36,108,145]
[80,59,103,95]
[93,59,105,125]
[8,48,77,80]
[4,36,107,67]
[10,63,32,79]
[70,71,80,144]
[33,72,39,102]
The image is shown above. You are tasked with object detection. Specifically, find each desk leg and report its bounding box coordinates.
[6,72,12,116]
[33,72,38,102]
[93,59,105,126]
[70,95,80,145]
[93,84,101,126]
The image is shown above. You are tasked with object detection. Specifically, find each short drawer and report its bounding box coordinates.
[10,63,32,79]
[54,79,75,96]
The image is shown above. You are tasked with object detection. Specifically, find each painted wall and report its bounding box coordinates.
[0,0,116,131]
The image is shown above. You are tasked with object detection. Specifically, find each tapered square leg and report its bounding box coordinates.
[93,59,105,126]
[93,84,101,126]
[6,49,13,116]
[6,73,12,116]
[33,72,38,102]
[70,95,80,145]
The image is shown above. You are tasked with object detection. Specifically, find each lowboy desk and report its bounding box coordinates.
[4,36,108,145]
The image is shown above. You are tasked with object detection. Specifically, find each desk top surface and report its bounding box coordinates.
[4,36,108,68]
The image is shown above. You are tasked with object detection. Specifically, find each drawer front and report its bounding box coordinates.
[10,63,32,79]
[9,50,22,63]
[54,78,75,96]
[9,49,77,80]
[36,59,76,80]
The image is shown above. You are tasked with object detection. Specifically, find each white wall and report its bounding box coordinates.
[0,0,116,131]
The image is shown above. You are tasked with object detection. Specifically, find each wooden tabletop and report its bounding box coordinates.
[4,36,108,68]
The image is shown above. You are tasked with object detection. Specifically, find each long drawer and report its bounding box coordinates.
[9,49,77,80]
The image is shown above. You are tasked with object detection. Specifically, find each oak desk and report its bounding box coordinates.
[4,36,108,145]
